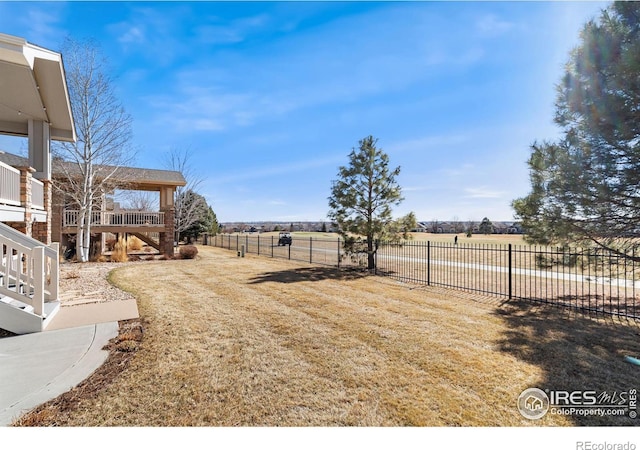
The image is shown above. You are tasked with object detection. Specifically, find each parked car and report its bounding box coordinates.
[278,231,292,246]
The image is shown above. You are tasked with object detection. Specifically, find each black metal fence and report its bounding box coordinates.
[207,234,640,321]
[208,234,344,267]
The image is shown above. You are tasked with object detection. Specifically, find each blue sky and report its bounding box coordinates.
[0,1,609,223]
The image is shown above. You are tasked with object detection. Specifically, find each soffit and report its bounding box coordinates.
[0,33,76,142]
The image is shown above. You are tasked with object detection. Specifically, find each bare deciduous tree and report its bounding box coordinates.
[54,38,134,262]
[117,190,158,211]
[163,148,207,243]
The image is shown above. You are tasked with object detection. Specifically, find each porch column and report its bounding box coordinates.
[32,180,52,244]
[28,119,51,181]
[15,166,34,237]
[159,186,176,256]
[50,187,63,245]
[24,120,53,244]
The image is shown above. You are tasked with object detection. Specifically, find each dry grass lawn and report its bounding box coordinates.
[16,246,640,426]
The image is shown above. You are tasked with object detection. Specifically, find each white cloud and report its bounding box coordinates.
[136,4,498,136]
[192,119,225,132]
[403,186,434,193]
[439,164,476,178]
[195,13,271,44]
[118,26,146,45]
[195,25,244,44]
[463,187,506,199]
[107,6,192,65]
[0,4,66,47]
[208,156,341,186]
[391,135,470,153]
[146,87,256,132]
[476,14,516,36]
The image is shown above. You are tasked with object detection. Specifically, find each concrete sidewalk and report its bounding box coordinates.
[47,298,139,331]
[0,299,139,426]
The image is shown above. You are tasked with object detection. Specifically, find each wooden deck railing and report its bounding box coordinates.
[63,210,165,227]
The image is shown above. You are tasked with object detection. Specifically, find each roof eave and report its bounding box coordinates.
[0,33,76,143]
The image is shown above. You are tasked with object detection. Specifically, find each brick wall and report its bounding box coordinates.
[160,206,175,256]
[4,221,29,235]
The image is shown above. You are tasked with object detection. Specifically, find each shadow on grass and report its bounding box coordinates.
[494,299,640,426]
[248,266,370,284]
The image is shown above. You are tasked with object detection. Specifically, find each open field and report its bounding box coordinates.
[16,246,640,426]
[224,231,526,246]
[409,232,527,246]
[211,234,640,319]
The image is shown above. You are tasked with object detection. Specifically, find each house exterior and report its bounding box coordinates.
[0,33,184,333]
[0,33,76,333]
[52,161,186,257]
[0,33,76,244]
[1,152,187,256]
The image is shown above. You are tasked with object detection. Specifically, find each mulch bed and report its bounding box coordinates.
[10,318,144,426]
[0,328,16,338]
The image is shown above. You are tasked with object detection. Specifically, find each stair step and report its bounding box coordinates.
[0,296,35,314]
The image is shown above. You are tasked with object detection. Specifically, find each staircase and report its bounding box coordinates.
[129,231,161,252]
[0,222,60,334]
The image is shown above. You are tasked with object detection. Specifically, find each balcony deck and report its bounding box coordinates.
[62,210,166,234]
[0,160,46,224]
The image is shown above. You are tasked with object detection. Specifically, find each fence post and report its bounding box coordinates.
[271,236,274,258]
[374,239,378,275]
[427,241,431,286]
[288,240,291,260]
[337,237,341,269]
[310,237,313,264]
[236,235,239,251]
[508,243,513,299]
[375,250,378,275]
[257,234,260,256]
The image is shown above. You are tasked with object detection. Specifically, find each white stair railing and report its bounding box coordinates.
[0,222,59,315]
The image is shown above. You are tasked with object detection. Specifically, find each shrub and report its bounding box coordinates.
[105,238,117,251]
[115,340,139,353]
[111,237,128,263]
[179,245,198,259]
[128,236,144,251]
